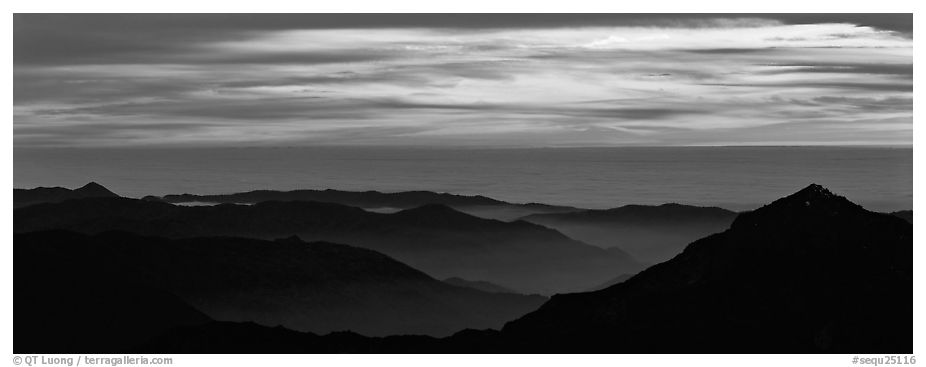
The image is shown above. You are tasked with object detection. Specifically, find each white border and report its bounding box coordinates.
[4,4,920,367]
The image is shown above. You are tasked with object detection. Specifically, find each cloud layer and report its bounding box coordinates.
[14,14,912,147]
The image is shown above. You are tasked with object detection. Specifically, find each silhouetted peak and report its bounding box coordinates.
[792,183,836,199]
[502,184,912,353]
[75,182,118,196]
[79,181,104,190]
[730,184,864,231]
[770,184,854,209]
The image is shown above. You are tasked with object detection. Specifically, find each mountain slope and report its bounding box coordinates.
[502,184,912,353]
[16,230,212,353]
[583,273,633,292]
[15,199,639,294]
[15,230,546,338]
[14,182,119,208]
[138,321,506,353]
[74,184,912,353]
[521,203,738,263]
[159,188,580,221]
[890,210,912,223]
[444,277,518,294]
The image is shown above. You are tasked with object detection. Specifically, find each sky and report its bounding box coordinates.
[14,14,913,147]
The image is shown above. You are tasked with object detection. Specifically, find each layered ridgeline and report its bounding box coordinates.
[158,189,580,221]
[503,184,912,353]
[15,230,545,349]
[521,203,737,264]
[16,184,912,353]
[155,188,742,263]
[132,184,911,353]
[160,189,912,266]
[15,184,910,267]
[14,196,640,294]
[443,278,517,294]
[14,182,119,208]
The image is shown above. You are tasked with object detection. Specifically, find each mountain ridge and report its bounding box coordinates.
[14,197,640,294]
[18,184,912,353]
[14,182,120,208]
[158,188,581,221]
[501,184,912,352]
[443,277,518,294]
[520,202,738,263]
[15,230,547,338]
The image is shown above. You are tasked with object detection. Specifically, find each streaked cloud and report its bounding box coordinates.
[13,14,912,147]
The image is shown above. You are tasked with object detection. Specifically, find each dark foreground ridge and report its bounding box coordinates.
[14,230,546,352]
[891,210,913,223]
[133,184,911,353]
[139,322,507,353]
[503,184,912,353]
[14,184,912,353]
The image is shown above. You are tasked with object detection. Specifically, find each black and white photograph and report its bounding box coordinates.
[7,8,918,365]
